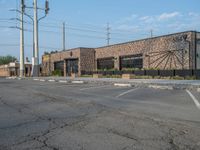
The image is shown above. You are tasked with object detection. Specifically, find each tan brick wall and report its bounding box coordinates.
[42,31,197,76]
[0,65,10,77]
[80,48,95,72]
[0,63,32,77]
[95,31,195,70]
[50,48,80,73]
[42,55,51,76]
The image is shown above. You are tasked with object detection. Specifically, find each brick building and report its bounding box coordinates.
[0,62,32,77]
[42,31,200,76]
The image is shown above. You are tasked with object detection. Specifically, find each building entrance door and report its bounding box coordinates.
[66,59,79,76]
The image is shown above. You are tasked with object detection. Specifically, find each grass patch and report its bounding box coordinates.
[81,75,93,78]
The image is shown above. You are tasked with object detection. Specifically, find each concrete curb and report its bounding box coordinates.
[114,83,132,87]
[7,77,200,91]
[59,80,68,83]
[71,81,84,84]
[39,79,46,82]
[48,79,56,82]
[148,85,173,90]
[33,79,40,81]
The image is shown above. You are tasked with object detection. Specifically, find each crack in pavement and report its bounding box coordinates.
[11,115,90,150]
[107,128,139,142]
[1,81,200,150]
[0,97,26,114]
[0,119,39,130]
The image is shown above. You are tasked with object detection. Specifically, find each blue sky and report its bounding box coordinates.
[0,0,200,62]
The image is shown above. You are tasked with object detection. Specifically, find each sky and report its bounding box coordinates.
[0,0,200,62]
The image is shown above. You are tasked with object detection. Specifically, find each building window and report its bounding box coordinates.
[25,67,28,74]
[54,61,64,75]
[97,57,114,70]
[120,54,143,69]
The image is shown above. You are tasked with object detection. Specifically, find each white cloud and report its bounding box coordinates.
[188,12,200,18]
[115,24,140,32]
[116,14,138,24]
[139,16,155,23]
[113,11,200,40]
[157,12,180,21]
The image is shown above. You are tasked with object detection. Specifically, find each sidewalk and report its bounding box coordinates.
[27,76,200,90]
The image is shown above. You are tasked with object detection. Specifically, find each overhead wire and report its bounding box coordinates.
[0,43,59,50]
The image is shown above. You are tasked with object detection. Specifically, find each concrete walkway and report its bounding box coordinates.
[15,76,200,90]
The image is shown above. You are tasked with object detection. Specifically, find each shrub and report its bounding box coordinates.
[122,68,140,71]
[52,70,62,76]
[185,76,196,80]
[81,75,93,78]
[172,76,184,80]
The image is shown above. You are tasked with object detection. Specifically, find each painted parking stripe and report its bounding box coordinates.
[116,88,139,98]
[59,80,68,83]
[72,81,84,84]
[149,85,173,90]
[114,83,132,87]
[186,90,200,110]
[48,79,56,82]
[40,79,46,82]
[80,85,112,91]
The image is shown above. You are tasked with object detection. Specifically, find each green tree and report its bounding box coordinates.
[0,55,17,65]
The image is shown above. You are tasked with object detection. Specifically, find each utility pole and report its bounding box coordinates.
[31,0,49,77]
[63,22,66,50]
[20,0,25,77]
[32,0,39,76]
[106,23,111,46]
[150,29,153,38]
[10,0,49,77]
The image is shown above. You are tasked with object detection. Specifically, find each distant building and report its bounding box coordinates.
[0,62,32,77]
[42,31,200,76]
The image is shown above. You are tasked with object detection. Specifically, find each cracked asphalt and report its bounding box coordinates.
[0,78,200,150]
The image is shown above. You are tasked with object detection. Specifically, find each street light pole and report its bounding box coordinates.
[20,0,25,77]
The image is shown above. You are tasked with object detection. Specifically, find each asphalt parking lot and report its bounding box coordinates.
[0,78,200,150]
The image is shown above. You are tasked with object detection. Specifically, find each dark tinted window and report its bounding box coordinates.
[120,54,143,69]
[97,57,114,70]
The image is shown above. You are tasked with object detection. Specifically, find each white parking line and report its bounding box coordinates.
[59,80,68,83]
[149,85,173,90]
[48,79,56,82]
[116,88,139,98]
[39,79,46,82]
[114,83,132,87]
[72,81,84,84]
[186,90,200,110]
[80,85,111,91]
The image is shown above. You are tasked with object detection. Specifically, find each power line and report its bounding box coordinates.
[5,16,148,37]
[0,43,59,49]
